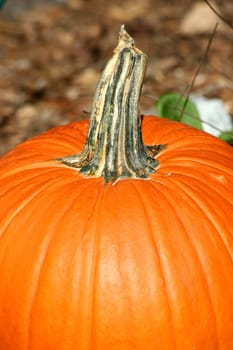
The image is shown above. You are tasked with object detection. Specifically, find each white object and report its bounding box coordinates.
[191,95,232,136]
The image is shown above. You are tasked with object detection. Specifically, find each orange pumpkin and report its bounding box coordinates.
[0,27,233,350]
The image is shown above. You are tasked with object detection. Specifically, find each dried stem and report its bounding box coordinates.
[57,26,163,182]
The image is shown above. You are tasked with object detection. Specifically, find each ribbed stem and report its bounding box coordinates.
[57,26,163,183]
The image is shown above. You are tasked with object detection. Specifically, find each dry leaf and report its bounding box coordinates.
[179,2,228,35]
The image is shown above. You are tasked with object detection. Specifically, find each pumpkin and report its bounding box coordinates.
[0,26,233,350]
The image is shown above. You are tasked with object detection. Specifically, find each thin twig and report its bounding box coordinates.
[204,0,233,30]
[179,23,218,120]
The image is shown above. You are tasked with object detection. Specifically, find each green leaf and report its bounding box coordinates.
[156,92,202,130]
[219,130,233,145]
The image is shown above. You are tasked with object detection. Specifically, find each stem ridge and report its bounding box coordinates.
[58,26,163,183]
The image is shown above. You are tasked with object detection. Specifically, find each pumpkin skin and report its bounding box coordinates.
[0,116,233,350]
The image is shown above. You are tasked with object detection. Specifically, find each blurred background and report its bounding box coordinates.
[0,0,232,154]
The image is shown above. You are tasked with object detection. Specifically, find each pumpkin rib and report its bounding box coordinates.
[142,116,233,160]
[25,196,77,350]
[161,175,233,346]
[101,181,179,349]
[142,116,197,141]
[153,177,221,343]
[157,155,233,177]
[129,181,177,349]
[25,199,79,350]
[64,179,108,350]
[145,179,219,347]
[9,121,88,155]
[0,161,59,181]
[31,120,88,144]
[0,127,85,167]
[19,139,82,157]
[0,173,58,241]
[0,178,80,349]
[0,166,85,241]
[30,179,105,344]
[25,179,99,350]
[173,176,233,268]
[160,149,233,168]
[0,170,95,349]
[163,173,233,262]
[84,183,105,349]
[164,174,233,259]
[157,161,233,198]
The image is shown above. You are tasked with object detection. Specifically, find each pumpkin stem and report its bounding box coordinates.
[57,25,163,182]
